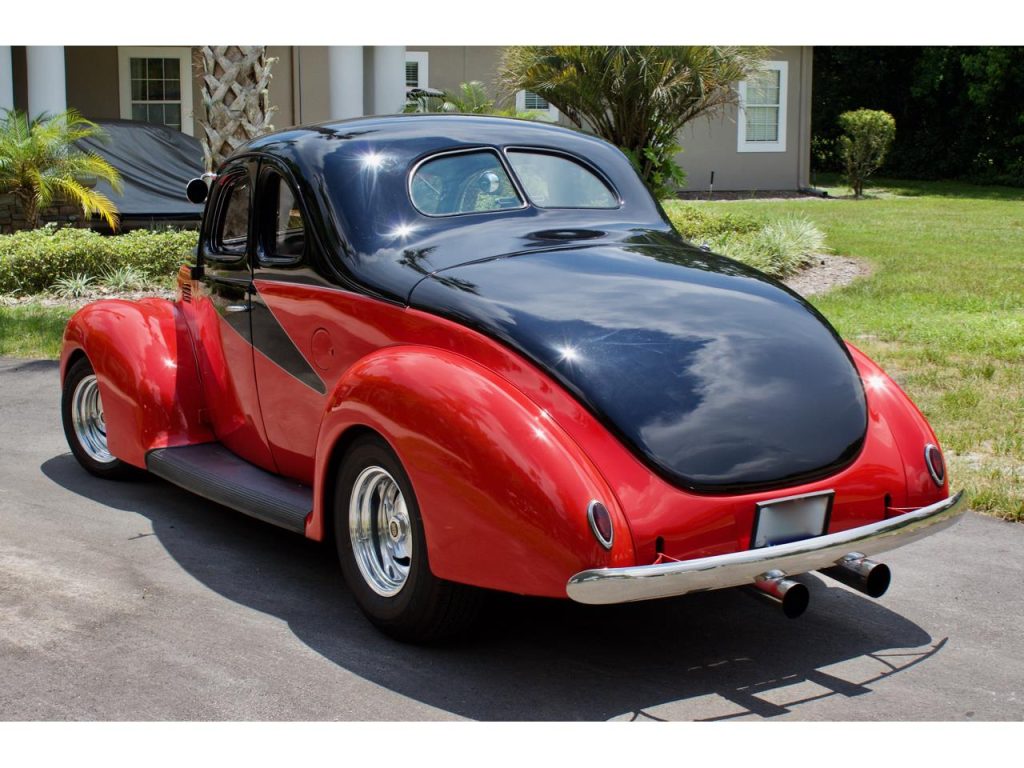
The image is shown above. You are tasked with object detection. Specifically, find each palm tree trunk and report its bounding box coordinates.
[198,46,278,172]
[17,191,39,230]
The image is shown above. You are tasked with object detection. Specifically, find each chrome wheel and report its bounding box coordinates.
[349,465,413,596]
[71,374,114,464]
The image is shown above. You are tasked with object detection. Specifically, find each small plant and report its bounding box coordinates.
[50,273,96,299]
[0,109,123,230]
[101,264,147,292]
[838,109,896,197]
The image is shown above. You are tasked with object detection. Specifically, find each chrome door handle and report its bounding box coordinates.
[225,304,250,313]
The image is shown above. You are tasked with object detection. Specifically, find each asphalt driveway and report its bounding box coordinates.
[1,356,1022,721]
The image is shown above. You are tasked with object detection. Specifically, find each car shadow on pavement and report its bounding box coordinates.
[42,453,942,721]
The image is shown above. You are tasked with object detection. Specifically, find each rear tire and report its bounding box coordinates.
[61,356,135,480]
[334,434,482,643]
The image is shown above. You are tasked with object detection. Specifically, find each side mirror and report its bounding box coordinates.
[186,173,217,204]
[186,177,209,204]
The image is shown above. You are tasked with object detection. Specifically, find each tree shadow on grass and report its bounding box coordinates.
[42,453,942,721]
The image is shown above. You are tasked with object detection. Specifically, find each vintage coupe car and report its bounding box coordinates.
[60,115,964,641]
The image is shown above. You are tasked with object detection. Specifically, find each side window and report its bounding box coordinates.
[211,173,251,258]
[261,171,306,264]
[410,151,523,216]
[505,151,618,208]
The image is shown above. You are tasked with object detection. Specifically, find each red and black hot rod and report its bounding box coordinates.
[60,115,963,641]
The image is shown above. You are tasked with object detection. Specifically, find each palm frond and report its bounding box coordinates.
[0,108,122,230]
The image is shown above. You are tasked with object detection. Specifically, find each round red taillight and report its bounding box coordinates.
[925,444,945,486]
[587,500,614,550]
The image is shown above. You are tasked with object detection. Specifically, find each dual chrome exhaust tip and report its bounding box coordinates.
[752,552,891,619]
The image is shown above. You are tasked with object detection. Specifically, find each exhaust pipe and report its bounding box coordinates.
[820,552,891,598]
[751,570,810,619]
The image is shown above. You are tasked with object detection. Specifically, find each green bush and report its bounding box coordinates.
[838,109,896,197]
[0,226,197,295]
[662,201,761,241]
[709,217,827,277]
[664,203,828,278]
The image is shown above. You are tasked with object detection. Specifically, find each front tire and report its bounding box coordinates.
[61,356,134,480]
[334,434,482,643]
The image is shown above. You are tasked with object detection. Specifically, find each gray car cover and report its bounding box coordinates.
[76,120,204,219]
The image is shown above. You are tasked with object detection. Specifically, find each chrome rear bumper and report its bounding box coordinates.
[566,491,966,605]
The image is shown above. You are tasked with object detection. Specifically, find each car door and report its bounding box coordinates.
[191,160,277,471]
[248,162,329,484]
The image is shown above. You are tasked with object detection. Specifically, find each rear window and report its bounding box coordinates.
[506,150,618,209]
[410,150,523,216]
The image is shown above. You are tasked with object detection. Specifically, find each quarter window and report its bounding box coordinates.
[506,151,618,209]
[411,151,522,216]
[213,175,251,257]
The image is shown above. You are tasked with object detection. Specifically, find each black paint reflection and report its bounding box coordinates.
[411,243,868,493]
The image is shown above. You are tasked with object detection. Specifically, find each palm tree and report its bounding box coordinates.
[0,109,123,231]
[198,46,277,171]
[499,46,766,195]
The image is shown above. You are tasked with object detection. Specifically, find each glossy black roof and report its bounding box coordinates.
[235,114,672,301]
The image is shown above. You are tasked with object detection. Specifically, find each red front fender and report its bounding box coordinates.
[312,345,636,598]
[60,298,212,467]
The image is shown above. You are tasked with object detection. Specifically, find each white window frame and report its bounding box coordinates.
[405,51,429,91]
[515,89,559,120]
[118,46,194,136]
[737,60,788,153]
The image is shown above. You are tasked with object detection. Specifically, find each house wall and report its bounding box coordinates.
[65,47,120,119]
[676,46,812,192]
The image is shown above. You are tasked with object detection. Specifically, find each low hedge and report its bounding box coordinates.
[662,201,828,278]
[0,226,198,295]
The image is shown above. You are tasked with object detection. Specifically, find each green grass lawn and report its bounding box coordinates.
[0,304,74,359]
[668,175,1024,520]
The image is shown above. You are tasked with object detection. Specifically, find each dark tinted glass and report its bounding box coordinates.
[411,151,522,215]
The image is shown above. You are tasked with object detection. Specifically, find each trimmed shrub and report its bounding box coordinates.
[665,203,828,278]
[0,226,197,295]
[838,109,896,197]
[662,201,761,241]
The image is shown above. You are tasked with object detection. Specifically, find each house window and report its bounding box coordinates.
[405,51,429,93]
[118,47,194,135]
[515,90,558,120]
[737,60,787,153]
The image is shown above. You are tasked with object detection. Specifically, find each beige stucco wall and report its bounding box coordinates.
[676,46,812,192]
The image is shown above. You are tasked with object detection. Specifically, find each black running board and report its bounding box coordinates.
[146,444,312,533]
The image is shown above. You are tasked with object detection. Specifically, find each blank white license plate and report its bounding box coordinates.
[752,490,833,548]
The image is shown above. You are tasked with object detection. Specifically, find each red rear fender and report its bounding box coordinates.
[313,345,636,598]
[60,299,213,467]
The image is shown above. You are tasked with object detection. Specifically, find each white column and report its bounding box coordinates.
[27,46,66,118]
[0,46,14,114]
[328,46,364,120]
[371,46,406,115]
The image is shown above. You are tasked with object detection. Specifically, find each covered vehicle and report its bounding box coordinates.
[59,115,964,641]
